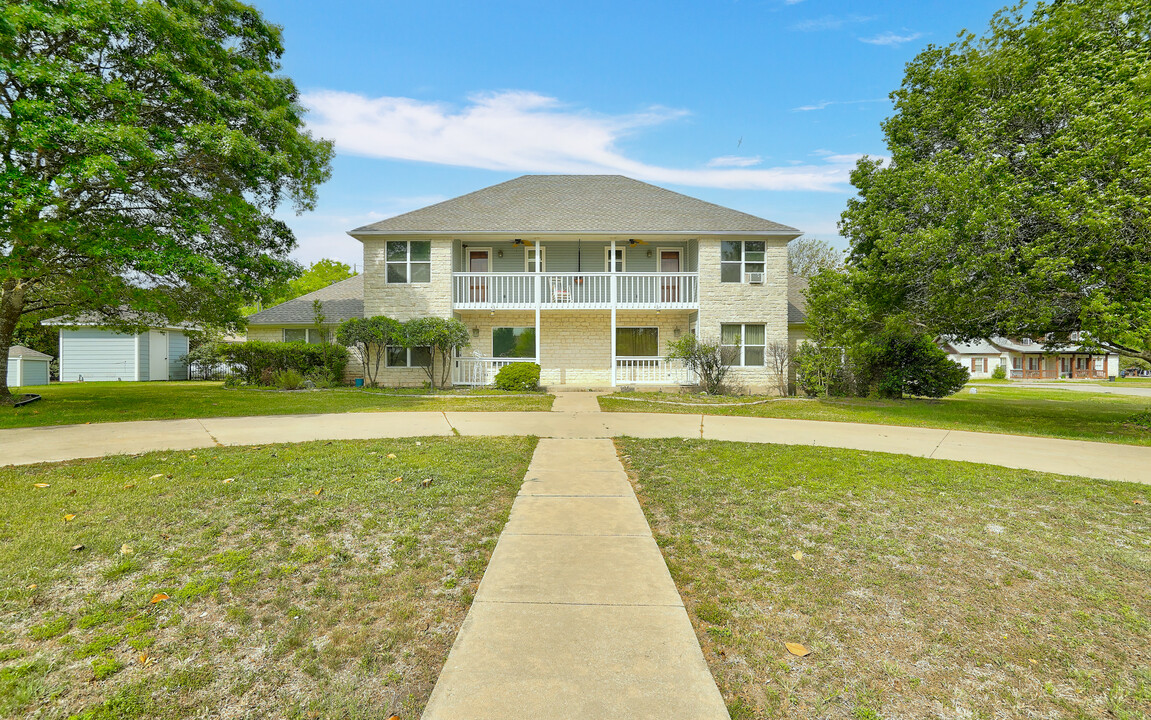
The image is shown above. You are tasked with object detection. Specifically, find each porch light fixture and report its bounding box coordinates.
[646,249,653,258]
[471,326,480,337]
[497,249,503,258]
[489,310,495,316]
[674,326,682,337]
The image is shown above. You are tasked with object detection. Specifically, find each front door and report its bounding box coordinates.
[148,330,169,381]
[660,250,681,302]
[469,250,489,302]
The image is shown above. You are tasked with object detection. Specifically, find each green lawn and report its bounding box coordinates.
[601,386,1151,445]
[0,436,536,718]
[0,382,553,429]
[617,438,1151,720]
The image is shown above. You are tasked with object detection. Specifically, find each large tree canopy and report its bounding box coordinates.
[840,0,1151,361]
[0,0,333,399]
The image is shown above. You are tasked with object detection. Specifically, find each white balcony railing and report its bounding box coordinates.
[615,357,697,385]
[453,355,536,386]
[452,272,698,310]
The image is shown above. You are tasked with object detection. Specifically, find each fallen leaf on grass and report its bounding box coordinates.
[391,476,403,484]
[71,544,85,552]
[314,487,323,496]
[33,483,50,488]
[123,483,136,490]
[27,584,37,590]
[149,593,169,604]
[386,453,397,459]
[138,653,150,666]
[791,550,804,563]
[120,544,133,556]
[149,474,164,480]
[66,489,76,496]
[421,478,433,488]
[785,642,811,657]
[63,514,76,522]
[1135,499,1146,505]
[222,478,234,484]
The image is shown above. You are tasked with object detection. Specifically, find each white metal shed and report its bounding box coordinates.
[6,345,52,387]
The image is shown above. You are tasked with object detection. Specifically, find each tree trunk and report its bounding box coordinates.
[0,279,28,404]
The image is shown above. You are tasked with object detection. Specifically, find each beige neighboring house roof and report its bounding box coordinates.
[788,275,809,325]
[8,345,53,360]
[942,336,1105,355]
[350,175,802,236]
[247,274,364,326]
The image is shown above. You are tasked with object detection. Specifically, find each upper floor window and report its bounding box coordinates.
[386,241,431,284]
[720,241,765,282]
[283,328,326,344]
[525,247,546,272]
[606,247,626,272]
[720,324,765,366]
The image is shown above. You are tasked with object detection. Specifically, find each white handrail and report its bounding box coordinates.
[452,272,698,309]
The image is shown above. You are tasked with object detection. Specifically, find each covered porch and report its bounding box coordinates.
[452,309,698,388]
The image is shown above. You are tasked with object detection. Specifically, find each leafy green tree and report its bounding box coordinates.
[840,0,1150,364]
[787,238,844,280]
[0,0,334,402]
[401,317,470,390]
[665,334,731,395]
[249,259,357,313]
[336,316,399,388]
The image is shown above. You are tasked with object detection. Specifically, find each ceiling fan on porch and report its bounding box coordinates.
[510,238,535,247]
[627,238,648,246]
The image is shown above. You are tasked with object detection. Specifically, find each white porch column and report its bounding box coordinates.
[536,244,542,371]
[610,239,617,387]
[133,334,140,382]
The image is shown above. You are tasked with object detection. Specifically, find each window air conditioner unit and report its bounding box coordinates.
[746,272,765,284]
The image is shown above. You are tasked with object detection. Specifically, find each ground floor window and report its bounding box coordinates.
[386,346,432,368]
[283,328,326,344]
[971,357,987,373]
[616,327,658,356]
[493,327,536,358]
[720,324,765,366]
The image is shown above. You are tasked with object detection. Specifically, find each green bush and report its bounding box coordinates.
[495,362,540,391]
[856,323,969,398]
[273,369,306,390]
[219,340,347,386]
[991,364,1007,380]
[795,343,852,397]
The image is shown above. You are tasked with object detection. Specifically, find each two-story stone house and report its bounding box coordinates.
[249,175,805,392]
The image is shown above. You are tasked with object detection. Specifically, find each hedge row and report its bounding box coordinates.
[219,340,349,385]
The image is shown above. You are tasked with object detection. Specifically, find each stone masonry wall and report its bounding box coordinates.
[695,237,790,393]
[362,237,454,320]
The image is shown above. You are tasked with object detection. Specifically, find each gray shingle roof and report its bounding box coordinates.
[247,274,364,325]
[350,175,801,235]
[8,345,53,360]
[788,275,809,325]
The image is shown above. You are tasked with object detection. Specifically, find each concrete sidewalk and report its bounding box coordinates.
[2,410,1148,484]
[421,438,729,719]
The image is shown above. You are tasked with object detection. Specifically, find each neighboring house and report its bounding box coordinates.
[6,346,52,387]
[45,314,192,382]
[251,175,807,392]
[941,337,1120,380]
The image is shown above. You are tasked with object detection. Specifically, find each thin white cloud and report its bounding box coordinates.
[792,98,889,112]
[706,155,763,168]
[860,30,923,46]
[790,14,874,31]
[303,89,863,192]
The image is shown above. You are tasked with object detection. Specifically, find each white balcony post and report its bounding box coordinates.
[535,243,542,374]
[610,239,617,387]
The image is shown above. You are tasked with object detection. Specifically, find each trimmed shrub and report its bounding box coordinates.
[219,340,348,386]
[495,362,540,391]
[991,364,1007,380]
[273,369,306,390]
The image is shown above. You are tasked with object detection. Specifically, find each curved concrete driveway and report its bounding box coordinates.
[2,407,1148,484]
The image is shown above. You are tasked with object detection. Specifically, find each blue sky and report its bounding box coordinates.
[258,0,1010,267]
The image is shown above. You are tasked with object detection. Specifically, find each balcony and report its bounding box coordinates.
[452,272,699,310]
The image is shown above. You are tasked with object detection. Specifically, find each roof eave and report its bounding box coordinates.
[347,229,802,240]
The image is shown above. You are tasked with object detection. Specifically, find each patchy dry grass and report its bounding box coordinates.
[0,382,553,429]
[617,438,1151,720]
[0,437,535,718]
[602,386,1151,446]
